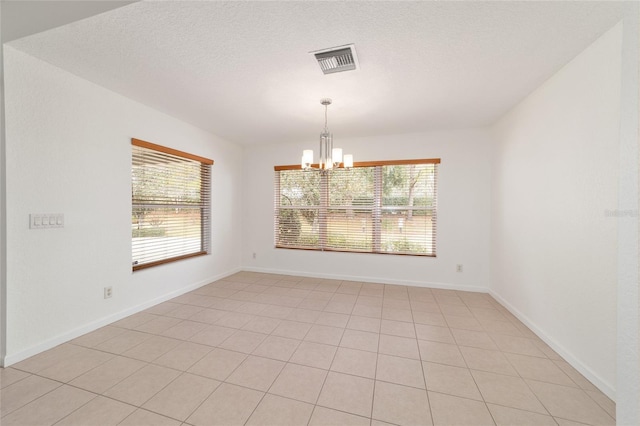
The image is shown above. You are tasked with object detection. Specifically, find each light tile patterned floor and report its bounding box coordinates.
[0,272,616,425]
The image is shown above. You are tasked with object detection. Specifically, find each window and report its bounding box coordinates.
[131,138,213,271]
[274,159,439,256]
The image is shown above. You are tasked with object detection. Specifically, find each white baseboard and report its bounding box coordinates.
[489,289,616,401]
[242,266,487,293]
[2,267,241,367]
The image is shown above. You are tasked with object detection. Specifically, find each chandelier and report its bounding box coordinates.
[301,98,353,173]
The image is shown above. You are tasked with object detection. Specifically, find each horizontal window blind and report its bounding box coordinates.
[132,138,212,271]
[274,159,438,256]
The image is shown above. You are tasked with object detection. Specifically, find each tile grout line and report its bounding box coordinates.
[367,286,384,424]
[409,286,435,426]
[238,306,293,424]
[242,278,341,425]
[457,294,498,426]
[47,388,102,426]
[177,372,226,425]
[0,368,32,392]
[304,287,355,425]
[0,377,66,419]
[496,334,561,420]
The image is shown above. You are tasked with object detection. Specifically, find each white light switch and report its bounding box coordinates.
[30,213,64,229]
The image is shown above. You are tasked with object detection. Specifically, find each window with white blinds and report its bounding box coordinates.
[132,138,213,271]
[274,159,439,256]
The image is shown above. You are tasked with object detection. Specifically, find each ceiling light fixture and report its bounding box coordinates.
[302,98,353,173]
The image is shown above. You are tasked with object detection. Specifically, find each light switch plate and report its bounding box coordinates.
[30,213,64,229]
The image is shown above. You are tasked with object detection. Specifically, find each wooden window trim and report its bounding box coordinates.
[275,245,436,257]
[274,158,440,171]
[132,138,214,165]
[133,251,208,271]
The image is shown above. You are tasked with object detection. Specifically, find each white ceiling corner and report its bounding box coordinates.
[1,0,138,43]
[7,1,626,146]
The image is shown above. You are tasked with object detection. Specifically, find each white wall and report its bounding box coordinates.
[490,24,622,398]
[3,46,243,364]
[243,129,492,291]
[0,8,7,364]
[615,5,640,424]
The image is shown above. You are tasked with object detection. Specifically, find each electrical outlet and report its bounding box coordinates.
[104,287,113,299]
[252,252,257,259]
[456,264,463,273]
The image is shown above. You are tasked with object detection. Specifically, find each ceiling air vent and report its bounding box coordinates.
[311,44,359,75]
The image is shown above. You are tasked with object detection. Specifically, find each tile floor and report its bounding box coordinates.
[0,272,616,425]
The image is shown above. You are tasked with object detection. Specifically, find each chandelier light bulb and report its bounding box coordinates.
[332,148,343,165]
[343,154,353,168]
[302,150,314,169]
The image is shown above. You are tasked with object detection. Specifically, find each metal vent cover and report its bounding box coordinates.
[311,44,359,75]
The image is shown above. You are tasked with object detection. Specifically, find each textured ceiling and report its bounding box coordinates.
[8,1,625,146]
[1,1,137,43]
